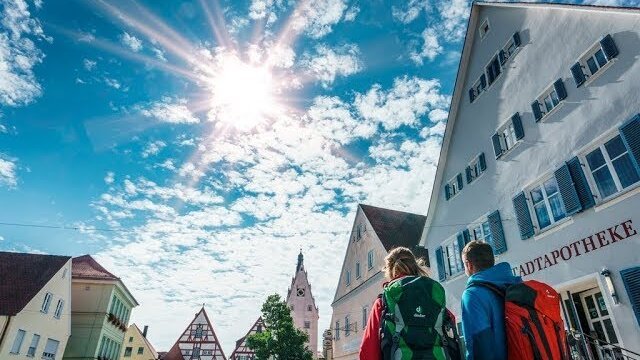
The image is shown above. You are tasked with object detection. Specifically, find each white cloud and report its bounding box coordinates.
[302,44,363,88]
[104,77,121,89]
[83,59,97,71]
[410,27,443,64]
[344,5,360,22]
[0,157,17,188]
[292,0,348,38]
[152,47,167,62]
[0,123,6,133]
[0,0,47,107]
[120,32,143,52]
[392,0,428,24]
[105,171,115,185]
[355,76,449,130]
[142,140,167,158]
[138,97,199,124]
[77,31,95,43]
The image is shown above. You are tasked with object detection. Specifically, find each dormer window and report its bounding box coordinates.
[479,19,490,40]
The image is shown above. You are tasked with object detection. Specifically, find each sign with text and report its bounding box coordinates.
[512,219,637,277]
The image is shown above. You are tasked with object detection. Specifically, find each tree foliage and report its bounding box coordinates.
[247,294,314,360]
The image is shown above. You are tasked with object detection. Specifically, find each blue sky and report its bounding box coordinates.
[1,0,638,354]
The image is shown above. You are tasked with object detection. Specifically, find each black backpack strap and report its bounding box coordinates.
[468,281,506,298]
[378,293,390,355]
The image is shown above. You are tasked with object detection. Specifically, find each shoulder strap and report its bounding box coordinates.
[468,281,506,298]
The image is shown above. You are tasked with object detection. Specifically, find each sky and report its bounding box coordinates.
[1,0,638,354]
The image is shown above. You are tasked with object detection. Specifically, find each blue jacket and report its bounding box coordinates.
[461,262,522,360]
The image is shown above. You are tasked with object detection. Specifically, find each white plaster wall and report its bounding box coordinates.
[0,260,72,359]
[423,4,640,353]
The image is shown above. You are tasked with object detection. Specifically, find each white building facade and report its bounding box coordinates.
[421,3,640,358]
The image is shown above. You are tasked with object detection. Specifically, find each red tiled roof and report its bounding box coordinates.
[360,204,428,253]
[0,251,70,316]
[72,254,119,280]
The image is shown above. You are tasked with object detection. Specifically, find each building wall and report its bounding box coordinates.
[422,4,640,354]
[119,325,157,360]
[0,260,72,359]
[64,281,135,360]
[287,270,319,358]
[330,208,388,360]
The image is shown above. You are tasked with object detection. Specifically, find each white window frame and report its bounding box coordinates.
[367,250,374,270]
[355,262,361,279]
[42,338,59,359]
[496,118,521,156]
[468,216,494,249]
[54,299,64,319]
[581,131,640,204]
[485,53,502,86]
[41,292,53,313]
[442,235,464,279]
[470,76,486,103]
[479,18,490,40]
[467,154,485,184]
[576,41,615,87]
[446,174,462,199]
[525,174,568,233]
[27,334,40,357]
[501,35,520,64]
[11,329,26,354]
[535,83,563,121]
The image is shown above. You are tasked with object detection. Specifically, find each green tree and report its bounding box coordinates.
[247,294,314,360]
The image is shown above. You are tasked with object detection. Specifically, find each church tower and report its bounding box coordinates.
[286,251,319,358]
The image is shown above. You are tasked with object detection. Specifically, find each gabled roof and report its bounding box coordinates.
[421,2,640,241]
[163,307,227,360]
[129,324,159,359]
[229,317,266,360]
[72,254,119,280]
[0,251,70,316]
[360,204,427,251]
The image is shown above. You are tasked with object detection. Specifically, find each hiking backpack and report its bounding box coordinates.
[472,280,569,360]
[379,276,462,360]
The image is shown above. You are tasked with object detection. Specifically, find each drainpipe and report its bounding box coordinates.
[0,317,13,350]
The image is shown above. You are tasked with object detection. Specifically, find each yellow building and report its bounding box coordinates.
[0,252,72,360]
[120,324,158,360]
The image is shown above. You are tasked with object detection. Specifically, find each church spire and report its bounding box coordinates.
[297,249,304,272]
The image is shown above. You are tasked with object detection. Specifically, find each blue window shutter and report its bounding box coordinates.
[466,166,472,184]
[492,133,503,159]
[567,157,596,210]
[554,164,582,216]
[513,31,521,47]
[619,114,640,174]
[499,50,506,65]
[457,173,464,190]
[512,113,524,140]
[554,78,568,101]
[513,192,535,239]
[445,184,451,200]
[488,210,507,255]
[480,74,486,89]
[469,89,475,103]
[600,34,619,60]
[621,267,640,327]
[457,233,465,259]
[571,62,586,87]
[462,229,471,244]
[436,246,446,281]
[532,100,543,122]
[479,153,487,171]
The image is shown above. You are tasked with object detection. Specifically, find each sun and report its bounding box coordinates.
[207,54,279,130]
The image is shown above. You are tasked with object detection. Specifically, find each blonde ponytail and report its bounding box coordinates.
[383,247,429,280]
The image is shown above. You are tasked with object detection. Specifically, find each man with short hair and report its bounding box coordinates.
[460,240,521,360]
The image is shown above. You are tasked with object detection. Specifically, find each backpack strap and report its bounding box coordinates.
[468,281,506,298]
[378,293,390,355]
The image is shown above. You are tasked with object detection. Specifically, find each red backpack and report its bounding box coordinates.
[473,280,569,360]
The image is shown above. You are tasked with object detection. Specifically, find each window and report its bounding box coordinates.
[308,305,313,311]
[356,223,365,240]
[124,347,133,357]
[367,250,374,270]
[11,329,26,354]
[346,270,351,286]
[469,75,486,103]
[41,292,53,313]
[54,299,64,319]
[138,347,144,354]
[194,324,203,338]
[479,18,490,39]
[532,79,567,122]
[486,54,501,85]
[362,307,368,329]
[586,135,640,200]
[492,113,524,159]
[443,237,464,277]
[335,321,340,340]
[466,153,486,184]
[356,262,361,279]
[129,336,133,343]
[27,334,40,357]
[192,347,201,359]
[445,173,463,200]
[529,177,567,230]
[345,316,351,337]
[304,321,311,329]
[62,268,67,278]
[42,338,59,359]
[571,35,618,87]
[470,220,494,249]
[297,287,305,297]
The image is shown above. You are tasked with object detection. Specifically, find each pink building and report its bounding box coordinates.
[286,252,319,358]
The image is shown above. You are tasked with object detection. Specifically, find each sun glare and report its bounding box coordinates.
[207,55,278,130]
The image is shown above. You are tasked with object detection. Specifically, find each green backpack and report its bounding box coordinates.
[379,276,461,360]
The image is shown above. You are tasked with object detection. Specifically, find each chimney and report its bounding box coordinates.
[143,325,149,338]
